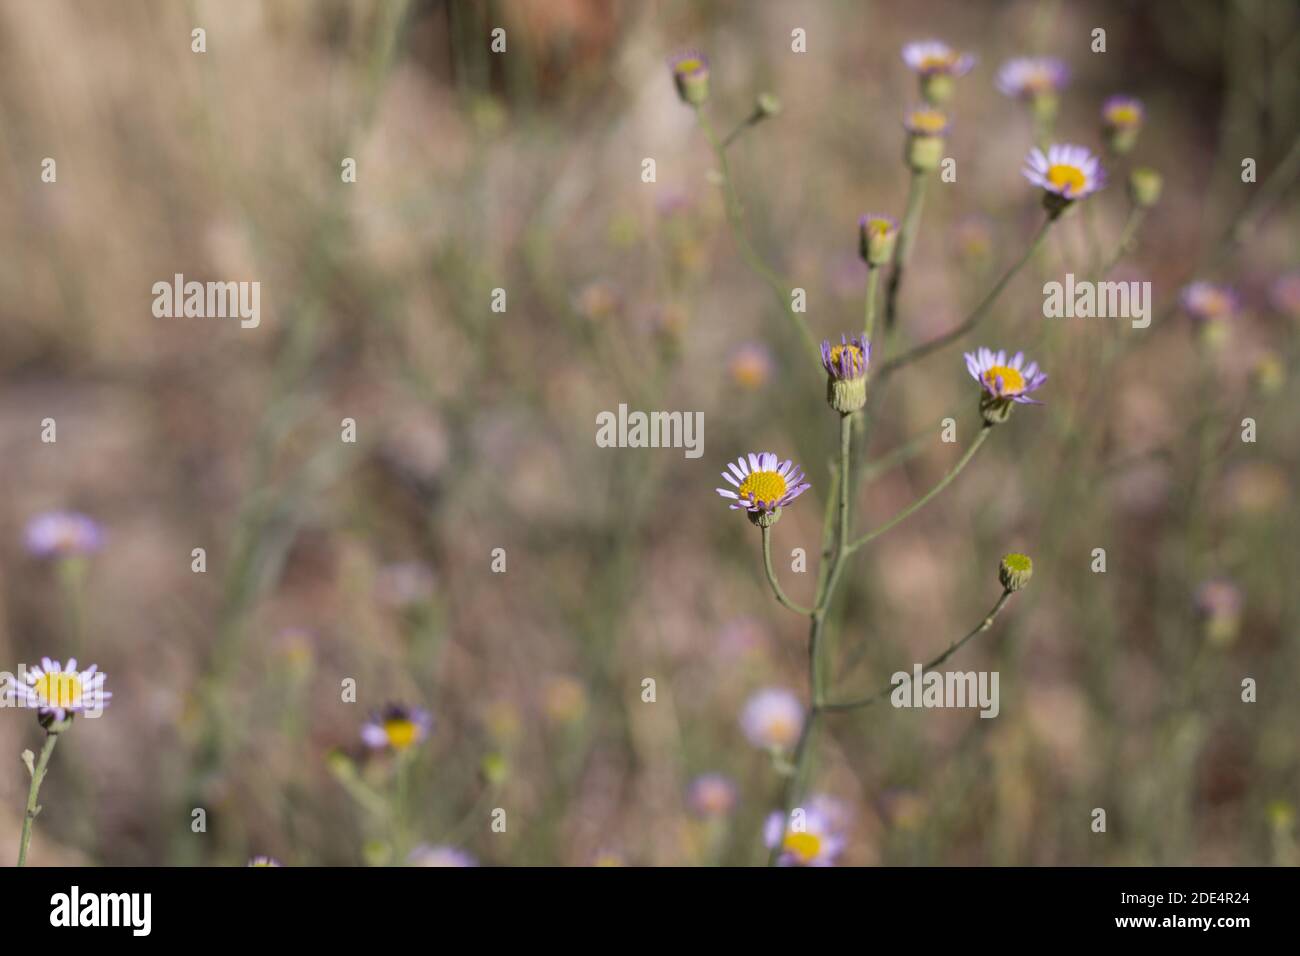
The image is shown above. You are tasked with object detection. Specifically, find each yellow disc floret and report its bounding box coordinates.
[982,365,1026,395]
[1046,164,1086,195]
[738,470,788,506]
[783,831,823,864]
[35,671,84,709]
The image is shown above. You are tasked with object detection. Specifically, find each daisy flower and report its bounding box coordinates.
[1022,144,1106,209]
[11,658,111,722]
[24,511,104,559]
[901,40,975,77]
[858,213,899,266]
[965,348,1046,423]
[408,845,478,867]
[740,688,804,751]
[669,50,709,106]
[821,334,872,413]
[1102,95,1145,153]
[764,800,847,866]
[1180,281,1239,322]
[728,342,774,390]
[715,453,810,525]
[687,772,739,818]
[361,704,432,752]
[247,856,282,867]
[996,56,1069,100]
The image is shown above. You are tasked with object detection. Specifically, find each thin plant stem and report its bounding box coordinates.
[863,266,881,342]
[884,171,929,329]
[822,589,1015,712]
[761,525,814,617]
[17,727,65,867]
[881,214,1055,379]
[847,424,991,554]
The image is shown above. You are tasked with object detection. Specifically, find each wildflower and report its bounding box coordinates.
[669,50,709,106]
[996,56,1069,123]
[728,342,774,390]
[687,773,739,818]
[1022,143,1106,215]
[361,704,432,752]
[965,347,1047,424]
[740,688,804,751]
[541,674,588,725]
[998,553,1034,592]
[1196,578,1243,647]
[902,40,975,104]
[408,845,478,867]
[1128,167,1163,208]
[764,800,847,866]
[858,213,899,267]
[1181,281,1238,350]
[1269,272,1300,319]
[902,106,950,172]
[24,511,103,559]
[820,334,871,414]
[1253,352,1286,395]
[1101,95,1145,154]
[11,658,111,726]
[755,92,782,118]
[716,453,810,528]
[374,561,436,609]
[248,856,282,867]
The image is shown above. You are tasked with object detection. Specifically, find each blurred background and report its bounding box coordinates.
[0,0,1297,866]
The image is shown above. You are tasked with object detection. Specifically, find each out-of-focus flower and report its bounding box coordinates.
[10,657,111,724]
[954,216,993,265]
[999,553,1034,592]
[1253,352,1286,395]
[902,40,974,105]
[574,279,622,321]
[903,106,950,171]
[996,56,1069,120]
[1196,578,1243,647]
[1101,95,1145,154]
[24,511,104,559]
[374,561,436,609]
[965,347,1046,423]
[764,799,847,866]
[740,688,804,751]
[1225,462,1289,516]
[248,856,282,867]
[409,845,478,867]
[859,213,899,267]
[687,773,739,818]
[1181,281,1239,322]
[1128,167,1163,208]
[728,342,774,390]
[821,334,872,414]
[716,453,810,527]
[1023,144,1106,213]
[1269,272,1300,319]
[361,704,432,752]
[669,50,709,106]
[542,674,588,725]
[593,849,626,867]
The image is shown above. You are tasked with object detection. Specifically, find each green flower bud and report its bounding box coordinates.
[998,553,1033,592]
[921,73,955,106]
[670,52,710,107]
[1128,167,1163,208]
[755,92,782,117]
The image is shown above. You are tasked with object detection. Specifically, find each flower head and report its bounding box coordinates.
[729,342,774,390]
[1196,578,1243,646]
[687,773,739,818]
[996,56,1069,99]
[669,50,710,106]
[965,347,1046,423]
[248,856,282,867]
[1128,167,1163,208]
[903,106,951,137]
[903,107,950,171]
[764,799,847,866]
[1270,272,1300,319]
[1102,95,1145,153]
[716,453,810,527]
[1180,281,1239,322]
[408,845,478,867]
[24,511,103,559]
[859,213,899,266]
[821,334,872,413]
[902,40,975,77]
[1023,144,1106,213]
[999,553,1034,592]
[361,703,432,752]
[10,658,111,724]
[740,687,804,751]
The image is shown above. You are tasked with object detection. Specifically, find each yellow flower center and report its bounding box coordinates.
[1197,289,1231,316]
[1046,164,1086,194]
[865,219,891,237]
[920,53,956,71]
[1106,104,1140,127]
[34,671,83,708]
[909,109,947,134]
[982,365,1026,394]
[765,714,798,746]
[384,718,420,750]
[783,831,823,863]
[738,470,788,506]
[731,356,769,389]
[674,57,703,76]
[829,343,864,367]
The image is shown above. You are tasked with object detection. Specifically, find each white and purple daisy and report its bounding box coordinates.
[10,658,111,722]
[902,40,975,77]
[1022,143,1107,202]
[247,856,282,867]
[408,845,478,867]
[687,772,739,818]
[715,453,810,517]
[1181,281,1240,322]
[740,687,804,751]
[361,703,432,752]
[24,511,103,559]
[965,348,1047,404]
[821,334,871,381]
[996,56,1069,99]
[764,799,847,866]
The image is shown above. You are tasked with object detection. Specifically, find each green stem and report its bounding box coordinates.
[881,214,1055,379]
[17,729,63,867]
[761,525,814,617]
[847,425,991,553]
[863,267,881,342]
[884,172,929,329]
[823,589,1014,712]
[816,414,855,612]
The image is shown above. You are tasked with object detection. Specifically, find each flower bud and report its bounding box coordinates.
[920,72,955,106]
[1101,96,1144,155]
[755,92,781,118]
[858,213,899,267]
[998,553,1033,592]
[903,107,949,173]
[1128,167,1163,208]
[670,52,710,106]
[820,334,871,414]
